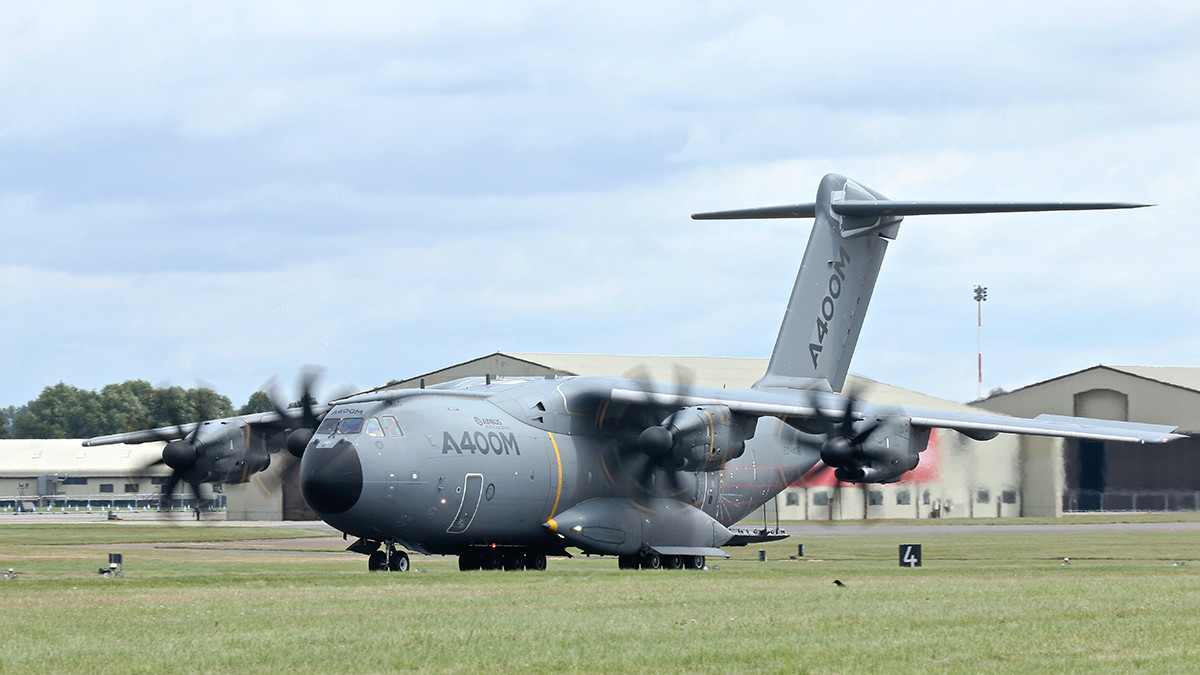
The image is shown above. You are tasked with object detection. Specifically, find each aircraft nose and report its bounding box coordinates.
[299,439,363,515]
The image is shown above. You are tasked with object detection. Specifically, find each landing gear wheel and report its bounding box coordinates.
[368,550,387,571]
[503,553,526,571]
[663,554,683,570]
[638,551,661,570]
[618,555,638,570]
[525,553,547,571]
[388,550,410,572]
[485,551,505,570]
[688,555,706,570]
[458,552,481,571]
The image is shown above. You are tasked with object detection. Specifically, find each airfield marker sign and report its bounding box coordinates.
[900,544,922,567]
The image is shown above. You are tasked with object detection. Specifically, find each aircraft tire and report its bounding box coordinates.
[617,555,638,570]
[639,551,661,570]
[687,555,706,570]
[458,553,481,571]
[503,553,525,571]
[367,551,387,571]
[485,551,505,570]
[388,551,410,572]
[525,553,547,571]
[663,554,683,570]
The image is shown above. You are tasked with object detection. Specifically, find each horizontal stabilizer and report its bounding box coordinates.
[692,203,817,220]
[831,200,1151,217]
[693,200,1149,220]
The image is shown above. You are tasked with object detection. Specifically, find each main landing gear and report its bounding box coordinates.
[367,542,410,572]
[457,549,548,572]
[617,552,706,571]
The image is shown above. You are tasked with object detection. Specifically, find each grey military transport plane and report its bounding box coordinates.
[85,173,1182,573]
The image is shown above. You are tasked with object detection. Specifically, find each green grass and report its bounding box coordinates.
[1,520,1198,673]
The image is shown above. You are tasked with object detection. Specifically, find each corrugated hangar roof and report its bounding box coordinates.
[0,439,168,477]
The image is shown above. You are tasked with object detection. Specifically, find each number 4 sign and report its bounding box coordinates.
[900,544,922,567]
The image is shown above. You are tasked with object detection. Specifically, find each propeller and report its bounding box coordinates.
[141,412,212,512]
[607,365,703,498]
[786,386,889,485]
[253,368,327,494]
[808,390,882,471]
[260,367,325,459]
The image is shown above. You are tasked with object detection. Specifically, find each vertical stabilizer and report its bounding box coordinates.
[691,173,1148,393]
[755,174,899,391]
[694,174,901,392]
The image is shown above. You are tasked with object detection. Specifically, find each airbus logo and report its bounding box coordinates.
[808,245,851,368]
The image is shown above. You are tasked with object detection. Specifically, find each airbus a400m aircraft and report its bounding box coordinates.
[86,173,1182,573]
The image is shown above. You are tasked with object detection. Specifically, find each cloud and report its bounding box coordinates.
[2,1,1199,409]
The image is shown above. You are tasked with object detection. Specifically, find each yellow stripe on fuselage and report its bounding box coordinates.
[547,431,563,519]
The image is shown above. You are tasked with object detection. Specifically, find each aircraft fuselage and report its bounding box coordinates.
[298,375,822,558]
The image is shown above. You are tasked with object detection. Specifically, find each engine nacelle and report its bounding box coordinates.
[831,416,929,484]
[639,405,754,472]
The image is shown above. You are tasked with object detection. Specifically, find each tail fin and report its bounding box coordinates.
[693,173,1148,393]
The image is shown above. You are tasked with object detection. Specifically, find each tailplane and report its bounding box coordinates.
[693,173,1148,392]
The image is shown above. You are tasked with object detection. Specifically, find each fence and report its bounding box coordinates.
[1064,489,1200,512]
[0,493,226,513]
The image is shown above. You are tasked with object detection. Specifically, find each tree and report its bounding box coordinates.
[98,380,156,432]
[9,380,237,439]
[290,393,319,410]
[188,387,234,421]
[239,391,275,415]
[0,405,22,438]
[149,385,194,427]
[12,383,105,438]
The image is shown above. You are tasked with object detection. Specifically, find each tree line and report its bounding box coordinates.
[0,381,277,440]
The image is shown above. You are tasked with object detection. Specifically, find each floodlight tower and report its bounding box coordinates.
[973,285,988,399]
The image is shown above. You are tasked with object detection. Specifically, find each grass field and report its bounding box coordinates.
[2,518,1198,673]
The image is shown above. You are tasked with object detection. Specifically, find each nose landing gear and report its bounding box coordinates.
[361,539,410,572]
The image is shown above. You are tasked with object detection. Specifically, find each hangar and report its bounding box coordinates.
[975,366,1200,512]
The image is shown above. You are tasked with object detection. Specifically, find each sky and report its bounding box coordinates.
[3,1,1199,410]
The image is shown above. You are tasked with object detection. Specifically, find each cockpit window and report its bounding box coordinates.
[381,415,403,437]
[337,418,364,435]
[365,417,384,438]
[316,417,341,434]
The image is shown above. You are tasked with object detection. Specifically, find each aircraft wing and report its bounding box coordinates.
[82,407,332,447]
[900,409,1181,444]
[606,387,1183,444]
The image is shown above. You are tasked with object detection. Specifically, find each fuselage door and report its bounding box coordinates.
[447,473,484,534]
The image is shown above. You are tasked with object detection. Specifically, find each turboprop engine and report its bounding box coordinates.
[819,415,929,483]
[637,404,755,472]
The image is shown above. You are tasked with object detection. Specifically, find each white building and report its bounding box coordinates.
[0,438,170,512]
